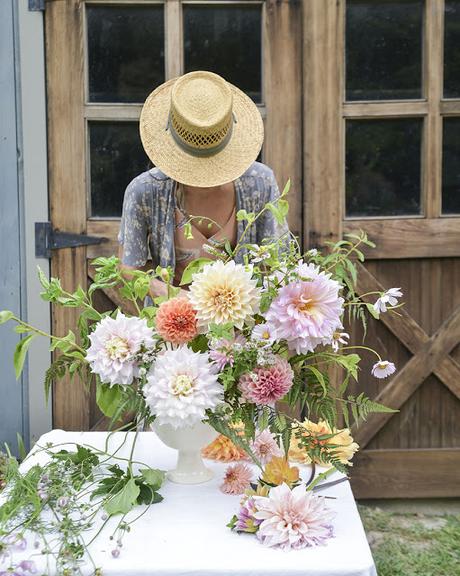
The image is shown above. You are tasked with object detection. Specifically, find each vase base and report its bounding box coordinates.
[167,466,214,485]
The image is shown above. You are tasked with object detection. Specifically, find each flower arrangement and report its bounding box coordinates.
[0,181,403,564]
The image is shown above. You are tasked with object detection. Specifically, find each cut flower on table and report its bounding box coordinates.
[0,182,402,561]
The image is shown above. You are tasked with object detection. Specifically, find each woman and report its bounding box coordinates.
[118,70,288,296]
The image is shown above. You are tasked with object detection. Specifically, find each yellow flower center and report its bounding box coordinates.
[106,336,130,360]
[212,287,237,313]
[171,374,194,396]
[297,295,315,314]
[262,331,270,339]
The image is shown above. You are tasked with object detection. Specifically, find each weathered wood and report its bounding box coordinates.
[84,105,142,120]
[354,303,460,448]
[343,101,428,118]
[441,100,460,115]
[351,448,460,499]
[264,0,303,239]
[303,0,343,249]
[344,218,460,259]
[356,263,460,400]
[165,0,182,79]
[424,0,443,218]
[46,0,90,430]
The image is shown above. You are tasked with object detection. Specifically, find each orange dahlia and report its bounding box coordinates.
[155,297,198,344]
[202,434,249,462]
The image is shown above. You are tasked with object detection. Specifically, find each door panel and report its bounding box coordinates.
[46,0,303,430]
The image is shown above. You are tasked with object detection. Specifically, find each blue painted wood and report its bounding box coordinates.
[28,0,45,11]
[0,0,28,455]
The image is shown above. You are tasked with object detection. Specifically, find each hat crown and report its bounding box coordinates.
[170,71,234,152]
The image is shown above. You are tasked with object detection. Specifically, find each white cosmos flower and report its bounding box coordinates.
[144,346,222,428]
[373,288,403,314]
[251,323,276,347]
[328,330,350,352]
[371,360,396,379]
[188,260,261,329]
[248,244,271,263]
[86,312,154,386]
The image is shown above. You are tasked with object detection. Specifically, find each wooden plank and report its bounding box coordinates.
[84,105,142,120]
[46,0,90,430]
[423,0,443,218]
[303,0,343,249]
[441,100,460,115]
[264,0,303,240]
[356,263,460,400]
[354,303,460,448]
[165,0,182,79]
[351,449,460,499]
[344,218,460,258]
[343,101,428,118]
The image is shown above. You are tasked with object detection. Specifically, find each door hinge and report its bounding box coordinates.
[35,222,107,259]
[28,0,45,11]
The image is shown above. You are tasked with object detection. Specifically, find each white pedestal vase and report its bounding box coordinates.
[152,420,218,484]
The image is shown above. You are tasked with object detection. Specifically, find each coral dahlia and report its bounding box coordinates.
[238,356,293,405]
[155,297,197,344]
[144,346,222,428]
[253,483,334,550]
[86,312,154,386]
[265,276,344,354]
[188,260,261,329]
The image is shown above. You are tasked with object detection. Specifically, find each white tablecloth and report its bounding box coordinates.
[14,430,376,576]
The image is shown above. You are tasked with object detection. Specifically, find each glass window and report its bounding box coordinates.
[346,119,423,217]
[86,5,165,103]
[89,122,150,218]
[346,0,423,101]
[183,4,262,103]
[442,118,460,214]
[444,1,460,98]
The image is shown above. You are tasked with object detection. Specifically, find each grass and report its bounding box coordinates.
[359,505,460,576]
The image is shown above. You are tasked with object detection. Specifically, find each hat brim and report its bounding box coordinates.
[139,77,264,188]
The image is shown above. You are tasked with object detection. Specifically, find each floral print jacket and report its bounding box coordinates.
[118,161,289,270]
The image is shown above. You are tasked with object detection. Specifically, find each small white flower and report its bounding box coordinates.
[373,288,403,314]
[307,248,318,257]
[251,323,275,347]
[330,331,350,352]
[371,360,396,379]
[248,244,271,263]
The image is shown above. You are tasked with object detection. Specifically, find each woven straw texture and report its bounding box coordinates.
[140,71,264,187]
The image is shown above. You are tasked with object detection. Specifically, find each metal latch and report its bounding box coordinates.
[29,0,45,11]
[35,222,107,259]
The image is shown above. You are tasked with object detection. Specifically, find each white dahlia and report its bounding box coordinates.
[188,260,261,329]
[144,346,222,428]
[86,312,154,386]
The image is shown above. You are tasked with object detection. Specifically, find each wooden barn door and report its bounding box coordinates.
[304,0,460,498]
[45,0,303,430]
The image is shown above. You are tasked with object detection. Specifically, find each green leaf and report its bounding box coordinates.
[136,484,163,505]
[16,433,27,461]
[307,366,327,397]
[179,258,213,286]
[96,383,124,418]
[365,302,380,319]
[139,468,165,491]
[236,209,255,223]
[277,199,289,220]
[280,179,291,197]
[14,334,35,379]
[0,310,14,325]
[104,478,140,516]
[334,354,361,380]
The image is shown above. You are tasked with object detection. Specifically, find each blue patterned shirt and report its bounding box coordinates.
[118,161,288,270]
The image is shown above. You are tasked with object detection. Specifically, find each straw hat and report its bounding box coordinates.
[139,71,264,187]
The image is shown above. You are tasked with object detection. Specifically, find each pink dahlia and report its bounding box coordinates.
[209,335,246,371]
[253,483,334,550]
[86,312,154,386]
[155,297,197,344]
[238,356,293,405]
[251,429,283,464]
[265,277,344,354]
[220,463,253,495]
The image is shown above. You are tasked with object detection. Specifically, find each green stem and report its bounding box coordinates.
[305,467,338,491]
[11,316,86,354]
[340,344,381,361]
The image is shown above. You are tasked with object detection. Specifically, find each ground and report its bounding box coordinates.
[359,504,460,576]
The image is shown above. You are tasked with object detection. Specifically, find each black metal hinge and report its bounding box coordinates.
[28,0,45,11]
[35,222,107,259]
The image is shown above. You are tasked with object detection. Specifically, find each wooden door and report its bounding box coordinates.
[45,0,303,430]
[304,0,460,498]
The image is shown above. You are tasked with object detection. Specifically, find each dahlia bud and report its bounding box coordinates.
[159,268,170,283]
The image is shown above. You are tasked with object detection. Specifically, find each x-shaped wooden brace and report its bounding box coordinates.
[353,263,460,449]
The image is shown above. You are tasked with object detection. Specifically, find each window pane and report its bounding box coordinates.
[89,122,150,218]
[87,5,165,103]
[184,5,262,103]
[346,0,423,101]
[442,118,460,214]
[346,119,422,217]
[445,1,460,98]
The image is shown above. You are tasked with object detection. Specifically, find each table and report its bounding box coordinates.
[12,430,377,576]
